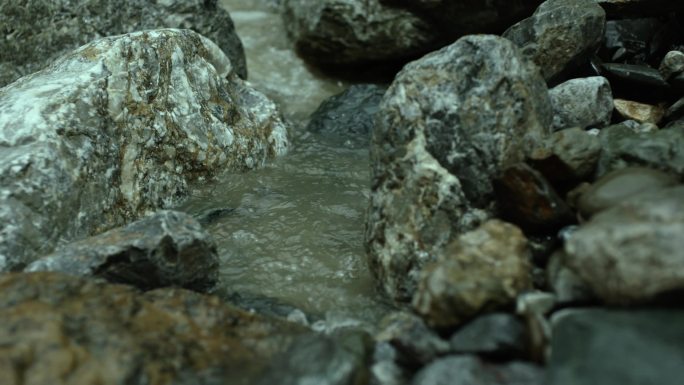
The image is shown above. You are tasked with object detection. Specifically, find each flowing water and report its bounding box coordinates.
[179,0,393,330]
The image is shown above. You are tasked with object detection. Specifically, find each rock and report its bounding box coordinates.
[597,122,684,177]
[596,0,684,17]
[25,211,218,292]
[370,342,408,385]
[307,84,387,147]
[601,62,670,89]
[449,313,527,359]
[664,97,684,123]
[282,0,440,66]
[411,355,544,385]
[549,308,684,385]
[376,312,450,367]
[366,35,551,302]
[0,0,247,87]
[614,99,665,124]
[528,127,602,184]
[659,50,684,80]
[600,18,663,63]
[547,250,596,304]
[515,291,556,362]
[577,167,678,218]
[503,0,606,83]
[0,29,289,272]
[412,220,533,328]
[0,271,312,385]
[549,76,613,130]
[565,186,684,304]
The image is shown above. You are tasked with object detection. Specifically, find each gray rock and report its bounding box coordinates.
[0,29,289,272]
[549,308,684,385]
[565,186,684,304]
[659,50,684,81]
[449,313,527,358]
[307,84,387,147]
[25,211,218,292]
[0,0,247,87]
[547,250,596,304]
[376,312,450,366]
[549,77,613,130]
[366,35,551,302]
[528,127,602,182]
[411,355,544,385]
[503,0,606,83]
[412,220,533,328]
[602,63,670,89]
[596,0,684,17]
[664,97,684,124]
[370,342,408,385]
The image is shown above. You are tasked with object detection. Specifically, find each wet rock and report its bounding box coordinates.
[282,0,440,67]
[494,163,574,233]
[366,35,551,302]
[376,312,450,367]
[664,97,684,123]
[547,250,596,304]
[549,308,684,385]
[0,0,247,87]
[659,50,684,80]
[549,77,613,130]
[614,99,665,124]
[565,186,684,304]
[503,0,606,83]
[222,291,310,325]
[601,62,670,89]
[411,355,544,385]
[597,122,684,177]
[528,127,602,184]
[0,29,289,272]
[601,18,662,63]
[0,272,311,385]
[449,313,527,359]
[307,84,387,147]
[25,211,218,292]
[412,220,533,328]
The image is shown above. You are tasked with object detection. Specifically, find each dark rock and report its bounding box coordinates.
[528,127,602,185]
[0,29,288,272]
[503,0,606,83]
[366,35,551,302]
[659,50,684,80]
[664,97,684,123]
[596,0,684,18]
[601,18,663,63]
[0,0,247,87]
[195,207,236,226]
[601,62,670,89]
[221,291,310,325]
[307,84,387,147]
[549,76,613,130]
[613,99,666,124]
[25,211,218,292]
[449,313,527,359]
[376,312,450,367]
[549,308,684,385]
[411,355,544,385]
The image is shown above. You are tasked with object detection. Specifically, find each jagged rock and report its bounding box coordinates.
[449,313,527,359]
[412,220,533,328]
[549,77,613,130]
[565,186,684,304]
[0,272,312,385]
[0,0,247,87]
[366,35,551,303]
[25,211,218,292]
[503,0,606,83]
[528,127,602,184]
[0,29,289,272]
[376,312,450,367]
[411,355,544,385]
[614,99,665,124]
[549,308,684,385]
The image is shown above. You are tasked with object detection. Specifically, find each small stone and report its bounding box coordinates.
[449,313,527,358]
[411,355,544,385]
[614,99,665,124]
[549,77,613,130]
[528,127,602,184]
[659,50,684,80]
[376,312,451,366]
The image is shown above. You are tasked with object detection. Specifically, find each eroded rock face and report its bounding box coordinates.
[365,35,551,302]
[0,29,289,271]
[0,0,247,87]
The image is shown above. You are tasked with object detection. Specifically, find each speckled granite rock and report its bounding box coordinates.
[549,77,613,130]
[0,29,289,272]
[0,0,247,87]
[366,35,551,303]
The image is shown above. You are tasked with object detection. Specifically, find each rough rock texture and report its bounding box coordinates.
[449,313,527,358]
[366,35,551,303]
[282,0,441,66]
[376,312,450,366]
[528,127,602,183]
[412,220,533,328]
[411,355,544,385]
[565,186,684,304]
[0,0,247,87]
[25,211,218,292]
[613,99,665,124]
[0,29,289,272]
[549,308,684,385]
[503,0,606,83]
[549,76,613,130]
[0,272,312,385]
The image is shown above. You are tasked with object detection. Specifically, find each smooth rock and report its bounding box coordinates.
[549,308,684,385]
[411,355,544,385]
[565,186,684,304]
[366,35,551,302]
[0,0,247,87]
[503,0,606,83]
[614,99,665,124]
[659,50,684,80]
[0,29,289,272]
[449,313,527,359]
[601,62,670,89]
[601,18,662,63]
[547,250,596,304]
[376,312,450,367]
[596,0,684,17]
[664,97,684,123]
[412,220,533,328]
[528,127,602,184]
[549,76,613,130]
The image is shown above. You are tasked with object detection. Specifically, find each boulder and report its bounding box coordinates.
[549,76,613,130]
[411,355,544,385]
[0,0,247,87]
[0,29,289,272]
[366,34,551,302]
[25,211,218,292]
[503,0,606,83]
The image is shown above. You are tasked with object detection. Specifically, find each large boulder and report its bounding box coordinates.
[0,29,289,271]
[0,0,247,87]
[365,34,551,302]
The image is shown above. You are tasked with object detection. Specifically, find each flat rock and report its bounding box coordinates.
[503,0,606,83]
[0,29,289,272]
[601,62,670,89]
[0,0,247,87]
[411,355,544,385]
[449,313,527,359]
[549,76,613,130]
[366,34,551,302]
[614,99,665,124]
